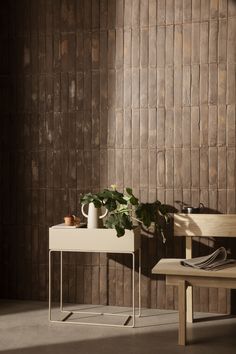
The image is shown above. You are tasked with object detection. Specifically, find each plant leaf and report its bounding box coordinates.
[115,225,125,237]
[126,187,133,195]
[129,195,139,206]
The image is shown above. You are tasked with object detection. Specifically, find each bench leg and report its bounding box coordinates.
[186,236,193,323]
[178,280,187,346]
[187,286,193,323]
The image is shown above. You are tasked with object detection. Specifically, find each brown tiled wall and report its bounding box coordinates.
[1,0,236,312]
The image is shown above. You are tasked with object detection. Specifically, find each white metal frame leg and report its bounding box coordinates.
[48,250,52,321]
[138,247,141,317]
[132,252,135,327]
[49,249,141,327]
[60,251,63,312]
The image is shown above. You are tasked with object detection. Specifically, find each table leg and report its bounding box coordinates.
[60,251,63,312]
[132,252,135,327]
[49,248,140,327]
[48,250,52,321]
[187,286,193,323]
[186,237,193,323]
[138,247,141,317]
[178,280,187,346]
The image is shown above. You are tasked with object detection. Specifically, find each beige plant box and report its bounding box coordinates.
[49,225,141,253]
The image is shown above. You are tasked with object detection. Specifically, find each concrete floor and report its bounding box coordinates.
[0,300,236,354]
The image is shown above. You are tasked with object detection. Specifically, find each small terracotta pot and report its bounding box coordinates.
[64,215,74,226]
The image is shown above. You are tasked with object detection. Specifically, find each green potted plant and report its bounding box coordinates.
[81,186,169,240]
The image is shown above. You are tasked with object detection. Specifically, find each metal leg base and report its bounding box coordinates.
[49,249,142,328]
[49,307,138,328]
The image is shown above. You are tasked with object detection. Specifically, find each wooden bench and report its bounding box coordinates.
[152,214,236,345]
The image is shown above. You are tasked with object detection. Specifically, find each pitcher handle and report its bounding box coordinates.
[81,204,88,218]
[99,208,108,219]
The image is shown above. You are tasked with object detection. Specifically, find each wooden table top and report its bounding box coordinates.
[152,258,236,279]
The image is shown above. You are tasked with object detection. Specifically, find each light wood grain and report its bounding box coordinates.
[174,214,236,237]
[178,280,187,346]
[152,258,236,279]
[186,237,193,323]
[167,274,236,290]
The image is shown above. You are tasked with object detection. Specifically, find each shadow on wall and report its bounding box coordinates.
[109,206,236,273]
[0,0,118,302]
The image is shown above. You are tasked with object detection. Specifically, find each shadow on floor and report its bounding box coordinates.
[1,300,236,353]
[1,321,236,354]
[0,299,50,315]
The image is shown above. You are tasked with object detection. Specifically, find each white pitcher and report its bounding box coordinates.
[81,203,108,228]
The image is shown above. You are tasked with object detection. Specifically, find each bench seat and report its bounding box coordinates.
[152,258,236,345]
[152,258,236,279]
[151,214,236,346]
